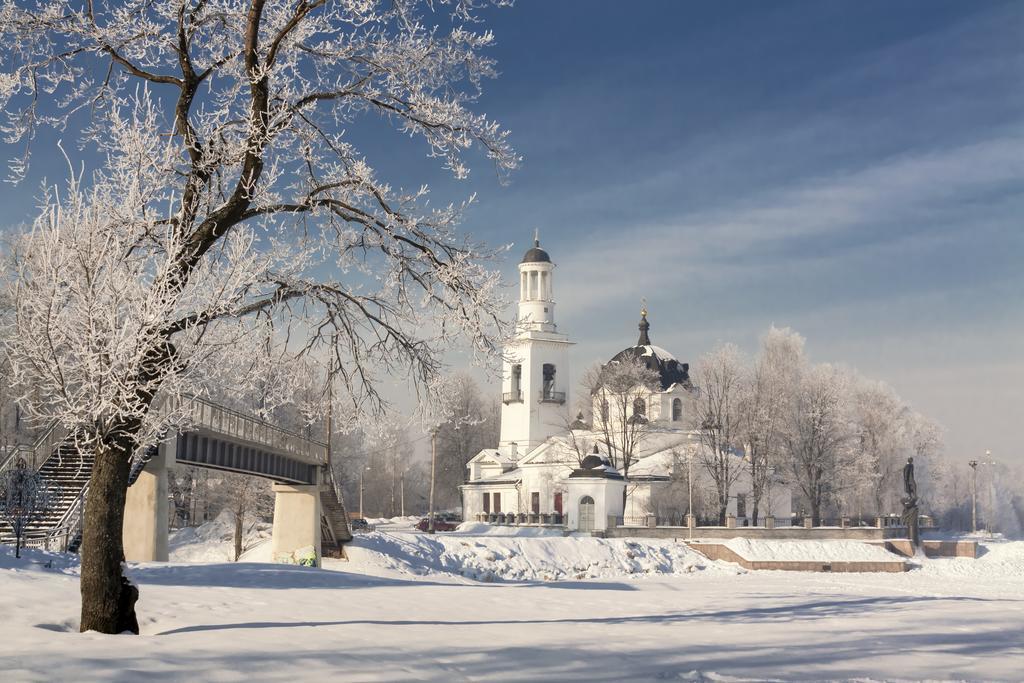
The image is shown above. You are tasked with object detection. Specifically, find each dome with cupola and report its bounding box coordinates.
[607,308,692,391]
[520,236,551,264]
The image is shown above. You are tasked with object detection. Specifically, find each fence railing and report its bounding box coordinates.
[501,391,523,404]
[539,390,566,404]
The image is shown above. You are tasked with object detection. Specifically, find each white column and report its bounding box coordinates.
[123,438,176,562]
[520,271,527,301]
[271,483,323,567]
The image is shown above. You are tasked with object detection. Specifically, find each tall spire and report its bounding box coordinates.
[637,301,651,346]
[533,227,540,247]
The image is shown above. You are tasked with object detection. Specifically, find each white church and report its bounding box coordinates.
[461,237,792,532]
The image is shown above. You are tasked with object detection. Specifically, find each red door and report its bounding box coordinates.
[554,492,563,515]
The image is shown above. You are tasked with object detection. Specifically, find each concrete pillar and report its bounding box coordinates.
[726,515,737,529]
[646,514,657,529]
[123,438,175,562]
[763,515,775,529]
[271,483,323,567]
[686,514,696,529]
[803,517,814,529]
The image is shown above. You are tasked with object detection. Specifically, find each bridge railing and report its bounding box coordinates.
[7,394,328,476]
[167,396,328,466]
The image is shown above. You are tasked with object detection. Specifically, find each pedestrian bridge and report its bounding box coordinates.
[0,395,352,564]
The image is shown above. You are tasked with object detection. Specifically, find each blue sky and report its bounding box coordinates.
[455,0,1023,464]
[0,1,1020,464]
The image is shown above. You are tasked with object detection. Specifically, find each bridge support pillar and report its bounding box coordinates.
[271,483,323,567]
[123,439,175,562]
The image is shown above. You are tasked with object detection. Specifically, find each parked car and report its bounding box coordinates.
[350,518,370,532]
[416,514,460,532]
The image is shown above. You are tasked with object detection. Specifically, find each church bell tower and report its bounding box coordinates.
[498,233,573,458]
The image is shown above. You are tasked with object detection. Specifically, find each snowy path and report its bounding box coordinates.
[2,540,1024,681]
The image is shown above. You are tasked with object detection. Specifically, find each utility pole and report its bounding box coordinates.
[400,470,405,517]
[428,426,439,533]
[359,469,365,519]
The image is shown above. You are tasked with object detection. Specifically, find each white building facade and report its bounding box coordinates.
[461,239,792,532]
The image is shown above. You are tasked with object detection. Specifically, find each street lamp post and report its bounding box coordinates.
[970,452,995,533]
[969,459,978,533]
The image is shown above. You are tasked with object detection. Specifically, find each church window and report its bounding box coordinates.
[512,364,522,393]
[531,492,540,514]
[542,363,556,398]
[600,399,609,423]
[736,493,747,519]
[493,492,501,513]
[633,397,646,416]
[483,492,491,514]
[672,398,682,422]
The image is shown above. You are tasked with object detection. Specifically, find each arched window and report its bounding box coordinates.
[542,363,556,398]
[672,398,682,422]
[600,399,610,423]
[633,397,646,416]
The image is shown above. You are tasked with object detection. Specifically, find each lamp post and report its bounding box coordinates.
[970,452,995,533]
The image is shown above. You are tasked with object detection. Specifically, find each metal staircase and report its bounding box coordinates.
[0,396,352,556]
[320,467,353,557]
[0,440,91,552]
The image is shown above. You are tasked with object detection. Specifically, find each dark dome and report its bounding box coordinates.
[521,237,551,264]
[580,453,612,470]
[607,310,691,391]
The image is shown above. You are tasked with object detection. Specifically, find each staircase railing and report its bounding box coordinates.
[322,465,353,543]
[0,420,69,476]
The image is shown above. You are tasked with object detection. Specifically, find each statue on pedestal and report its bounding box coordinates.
[901,457,920,548]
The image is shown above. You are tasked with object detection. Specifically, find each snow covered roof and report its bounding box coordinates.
[466,449,513,467]
[463,469,523,486]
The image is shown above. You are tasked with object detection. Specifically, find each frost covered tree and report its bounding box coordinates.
[207,471,274,561]
[433,373,498,509]
[688,343,746,525]
[736,326,803,525]
[585,358,662,481]
[781,363,852,526]
[0,0,516,634]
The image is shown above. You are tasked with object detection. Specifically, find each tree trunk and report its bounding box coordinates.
[233,509,243,562]
[79,441,136,634]
[751,500,760,527]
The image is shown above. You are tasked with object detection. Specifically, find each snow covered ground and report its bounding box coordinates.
[2,528,1024,682]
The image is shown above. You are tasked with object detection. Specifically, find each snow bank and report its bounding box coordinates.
[916,540,1024,579]
[345,529,740,582]
[452,521,567,537]
[365,515,420,527]
[169,511,272,563]
[724,538,903,563]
